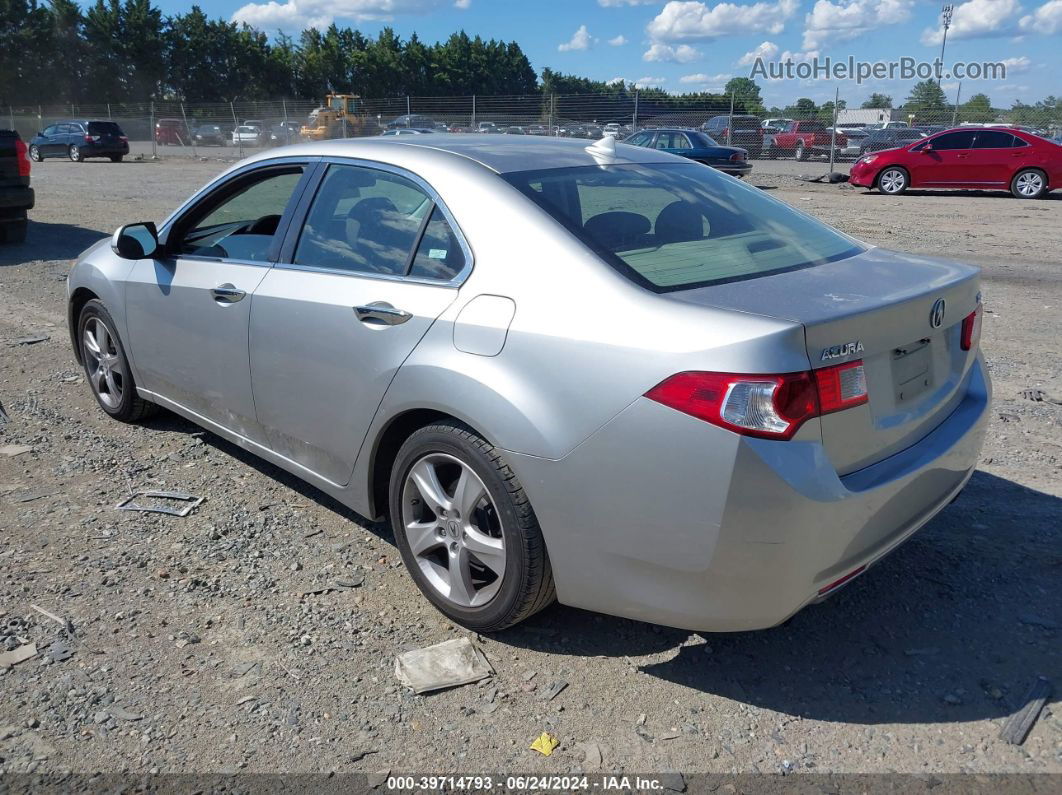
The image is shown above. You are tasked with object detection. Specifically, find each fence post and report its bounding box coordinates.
[180,102,196,159]
[150,101,156,158]
[8,106,13,130]
[230,102,242,157]
[107,103,111,120]
[951,81,962,126]
[727,92,735,145]
[471,95,476,129]
[548,94,554,135]
[282,99,287,123]
[405,96,411,125]
[633,90,639,132]
[828,86,838,174]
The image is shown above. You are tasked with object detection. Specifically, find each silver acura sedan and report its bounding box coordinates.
[66,135,990,632]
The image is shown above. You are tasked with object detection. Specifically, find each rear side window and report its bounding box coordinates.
[974,130,1017,148]
[505,162,862,292]
[409,207,465,280]
[294,164,433,276]
[626,132,653,147]
[88,121,123,136]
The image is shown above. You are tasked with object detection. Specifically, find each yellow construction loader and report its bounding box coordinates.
[300,94,366,140]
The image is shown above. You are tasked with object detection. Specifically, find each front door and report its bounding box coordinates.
[249,161,468,485]
[124,163,312,441]
[915,130,977,186]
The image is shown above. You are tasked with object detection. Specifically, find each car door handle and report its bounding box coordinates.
[354,302,412,326]
[211,284,246,303]
[956,153,970,158]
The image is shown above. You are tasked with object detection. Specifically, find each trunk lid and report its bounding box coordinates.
[670,247,981,474]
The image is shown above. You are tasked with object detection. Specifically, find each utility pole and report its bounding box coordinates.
[937,4,954,89]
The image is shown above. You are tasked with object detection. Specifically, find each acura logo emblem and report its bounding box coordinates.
[930,298,946,329]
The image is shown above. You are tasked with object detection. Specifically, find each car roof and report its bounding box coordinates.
[247,134,677,174]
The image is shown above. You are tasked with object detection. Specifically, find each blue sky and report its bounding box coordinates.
[142,1,1059,105]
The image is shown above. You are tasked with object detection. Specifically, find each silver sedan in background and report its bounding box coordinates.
[67,136,989,632]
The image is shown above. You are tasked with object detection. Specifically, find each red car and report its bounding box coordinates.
[849,127,1060,199]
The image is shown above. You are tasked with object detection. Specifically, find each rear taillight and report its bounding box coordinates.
[961,305,982,351]
[729,151,746,161]
[814,359,868,414]
[119,135,128,142]
[14,139,30,176]
[646,360,868,440]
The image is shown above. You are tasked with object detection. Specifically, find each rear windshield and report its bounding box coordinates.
[87,121,123,135]
[504,162,863,292]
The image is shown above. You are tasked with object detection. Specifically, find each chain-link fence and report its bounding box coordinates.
[6,92,1058,164]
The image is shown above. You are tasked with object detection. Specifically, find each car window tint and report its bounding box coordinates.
[88,121,122,136]
[294,164,430,276]
[627,132,652,146]
[974,130,1016,148]
[42,125,57,136]
[178,168,303,261]
[654,133,674,150]
[506,162,862,292]
[930,131,976,150]
[672,133,693,150]
[409,206,465,280]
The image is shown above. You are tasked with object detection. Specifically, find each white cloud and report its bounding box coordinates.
[919,0,1022,45]
[780,48,819,62]
[634,76,668,87]
[558,24,592,51]
[646,0,799,41]
[803,0,913,50]
[232,0,447,31]
[679,72,731,84]
[643,42,702,62]
[1000,55,1032,73]
[607,76,627,85]
[608,34,629,45]
[736,40,779,66]
[454,0,470,7]
[1019,0,1062,33]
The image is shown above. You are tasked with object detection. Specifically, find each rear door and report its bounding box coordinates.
[970,130,1021,186]
[248,160,467,485]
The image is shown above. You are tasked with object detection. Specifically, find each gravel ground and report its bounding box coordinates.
[0,154,1059,779]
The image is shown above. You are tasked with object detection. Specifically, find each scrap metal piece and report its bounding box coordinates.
[115,491,204,517]
[0,643,37,668]
[1000,676,1053,745]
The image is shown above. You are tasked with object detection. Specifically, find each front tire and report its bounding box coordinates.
[110,155,123,163]
[1011,169,1046,199]
[68,145,83,162]
[877,166,909,195]
[389,421,555,632]
[794,140,806,161]
[77,300,157,422]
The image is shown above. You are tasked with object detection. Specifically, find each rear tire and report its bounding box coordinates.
[110,155,123,163]
[794,140,806,161]
[1011,168,1046,199]
[877,166,909,195]
[0,212,27,244]
[77,300,157,423]
[389,420,555,632]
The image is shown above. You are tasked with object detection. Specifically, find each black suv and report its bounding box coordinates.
[29,120,129,162]
[702,114,763,157]
[0,130,33,243]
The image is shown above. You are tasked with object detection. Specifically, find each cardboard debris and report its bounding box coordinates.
[1000,677,1052,745]
[530,732,559,756]
[394,637,492,694]
[0,643,38,668]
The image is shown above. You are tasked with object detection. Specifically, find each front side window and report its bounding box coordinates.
[175,167,304,261]
[294,163,439,276]
[930,131,976,150]
[505,162,863,292]
[42,125,57,136]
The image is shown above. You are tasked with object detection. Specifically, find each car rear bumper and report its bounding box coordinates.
[83,143,129,157]
[707,162,753,177]
[0,185,34,211]
[508,355,990,632]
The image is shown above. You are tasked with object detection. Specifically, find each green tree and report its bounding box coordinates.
[902,79,948,123]
[783,97,818,119]
[861,92,892,108]
[959,93,994,123]
[724,77,764,114]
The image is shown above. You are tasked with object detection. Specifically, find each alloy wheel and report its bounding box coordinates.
[879,168,906,194]
[1015,171,1043,197]
[83,317,124,408]
[69,145,81,162]
[29,145,41,162]
[401,453,506,608]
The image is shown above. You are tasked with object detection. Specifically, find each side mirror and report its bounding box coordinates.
[111,222,159,259]
[921,143,933,152]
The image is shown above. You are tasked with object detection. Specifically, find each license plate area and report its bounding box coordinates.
[892,339,932,403]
